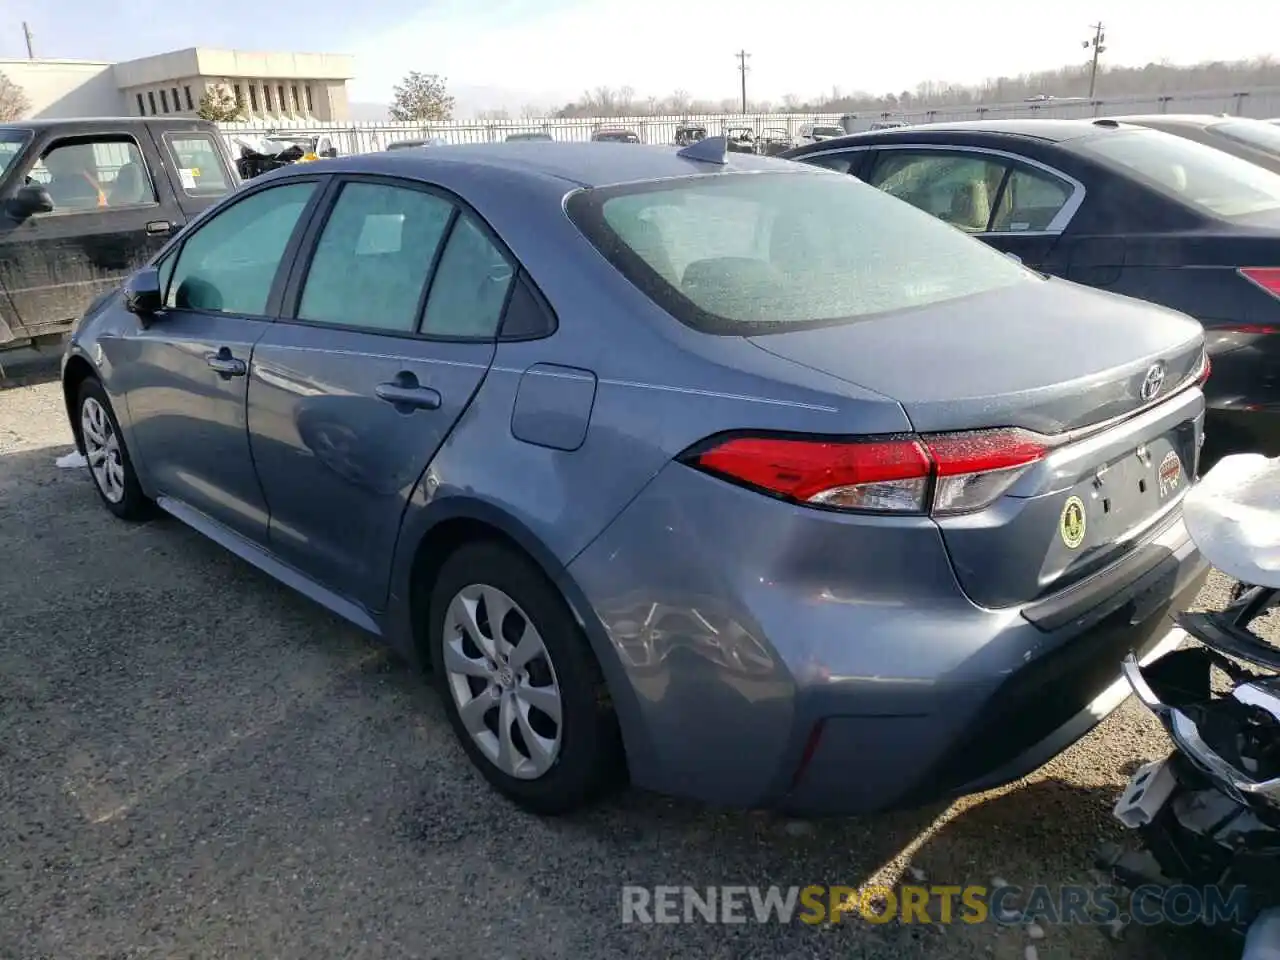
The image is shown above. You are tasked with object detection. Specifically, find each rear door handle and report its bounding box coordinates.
[145,220,174,236]
[206,349,246,378]
[375,382,442,410]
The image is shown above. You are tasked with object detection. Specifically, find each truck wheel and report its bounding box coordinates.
[428,541,625,815]
[77,378,152,521]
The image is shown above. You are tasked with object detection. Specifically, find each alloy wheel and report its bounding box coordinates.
[442,583,563,780]
[81,396,126,504]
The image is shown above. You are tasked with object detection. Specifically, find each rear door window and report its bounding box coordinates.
[987,166,1074,232]
[297,181,454,333]
[867,151,1010,232]
[799,152,858,174]
[164,134,232,197]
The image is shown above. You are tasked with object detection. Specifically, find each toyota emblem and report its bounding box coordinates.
[1140,362,1166,402]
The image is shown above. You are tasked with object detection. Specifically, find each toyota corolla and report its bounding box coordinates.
[61,140,1210,816]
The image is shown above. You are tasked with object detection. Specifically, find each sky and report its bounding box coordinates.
[3,0,1279,113]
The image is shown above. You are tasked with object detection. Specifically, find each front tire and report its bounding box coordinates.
[428,541,624,815]
[77,378,152,521]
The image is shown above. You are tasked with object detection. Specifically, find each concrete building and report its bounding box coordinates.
[0,48,355,122]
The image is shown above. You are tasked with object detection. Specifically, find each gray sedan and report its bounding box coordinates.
[61,141,1210,816]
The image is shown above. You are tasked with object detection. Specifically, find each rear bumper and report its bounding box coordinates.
[569,462,1209,815]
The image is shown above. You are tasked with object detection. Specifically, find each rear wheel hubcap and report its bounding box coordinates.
[442,583,563,780]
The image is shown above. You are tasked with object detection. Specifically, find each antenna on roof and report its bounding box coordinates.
[677,135,728,165]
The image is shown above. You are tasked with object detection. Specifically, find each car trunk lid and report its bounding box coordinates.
[749,277,1207,607]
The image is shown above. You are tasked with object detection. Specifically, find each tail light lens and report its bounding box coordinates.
[1196,350,1212,387]
[682,428,1053,517]
[1239,267,1280,299]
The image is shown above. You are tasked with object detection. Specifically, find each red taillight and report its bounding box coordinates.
[683,428,1052,516]
[1239,267,1280,299]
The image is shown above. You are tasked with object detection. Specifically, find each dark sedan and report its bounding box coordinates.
[1111,114,1280,175]
[784,118,1280,464]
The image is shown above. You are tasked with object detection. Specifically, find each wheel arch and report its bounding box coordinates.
[393,495,656,779]
[61,352,99,453]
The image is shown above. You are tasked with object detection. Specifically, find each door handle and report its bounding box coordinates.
[145,220,174,236]
[206,349,246,378]
[375,381,442,411]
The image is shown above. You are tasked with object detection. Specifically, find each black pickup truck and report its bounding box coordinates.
[0,116,239,355]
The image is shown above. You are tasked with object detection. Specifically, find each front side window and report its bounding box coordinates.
[0,127,31,180]
[28,137,157,213]
[166,135,231,197]
[566,170,1031,334]
[297,181,454,332]
[166,181,317,315]
[1074,128,1280,220]
[867,151,1009,232]
[420,215,515,338]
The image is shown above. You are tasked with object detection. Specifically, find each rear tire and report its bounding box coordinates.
[76,377,152,521]
[428,541,624,815]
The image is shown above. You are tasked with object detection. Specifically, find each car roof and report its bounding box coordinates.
[0,116,210,130]
[829,118,1145,143]
[1109,114,1239,128]
[315,141,790,187]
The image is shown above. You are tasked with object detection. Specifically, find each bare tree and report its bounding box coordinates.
[477,108,511,124]
[668,89,692,114]
[618,85,635,114]
[0,72,29,121]
[519,103,543,121]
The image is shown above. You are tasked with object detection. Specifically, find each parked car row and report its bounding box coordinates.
[780,115,1280,467]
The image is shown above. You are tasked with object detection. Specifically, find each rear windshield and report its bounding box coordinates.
[1074,128,1280,219]
[1208,119,1280,155]
[0,127,31,180]
[812,126,845,137]
[565,170,1032,334]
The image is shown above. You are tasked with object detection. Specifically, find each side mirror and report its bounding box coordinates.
[123,267,163,318]
[6,183,54,219]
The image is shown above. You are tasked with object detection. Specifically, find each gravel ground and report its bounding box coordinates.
[0,378,1249,960]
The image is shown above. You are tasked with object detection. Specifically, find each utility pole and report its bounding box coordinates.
[22,21,34,59]
[735,49,750,114]
[1082,22,1106,99]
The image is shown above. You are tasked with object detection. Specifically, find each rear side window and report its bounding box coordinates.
[165,134,231,197]
[566,171,1031,335]
[1075,129,1280,219]
[420,215,515,338]
[166,182,316,315]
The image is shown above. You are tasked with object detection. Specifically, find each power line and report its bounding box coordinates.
[1082,22,1106,99]
[735,49,751,114]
